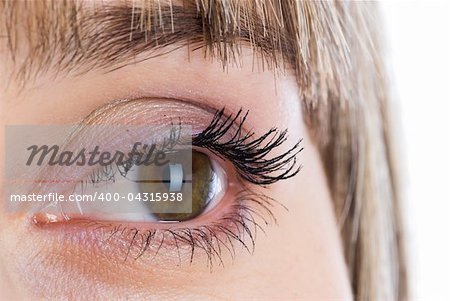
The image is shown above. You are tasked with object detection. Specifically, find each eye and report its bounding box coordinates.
[58,147,230,224]
[24,104,302,264]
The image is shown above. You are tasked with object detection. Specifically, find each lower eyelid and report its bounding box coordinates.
[30,187,282,267]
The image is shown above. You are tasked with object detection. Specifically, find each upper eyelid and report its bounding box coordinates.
[81,102,303,186]
[77,98,218,127]
[13,100,300,200]
[75,99,303,186]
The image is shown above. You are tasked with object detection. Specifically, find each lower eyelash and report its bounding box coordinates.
[83,188,286,269]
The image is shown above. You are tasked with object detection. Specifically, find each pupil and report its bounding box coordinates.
[137,150,216,222]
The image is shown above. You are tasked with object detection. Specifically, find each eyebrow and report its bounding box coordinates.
[1,0,293,86]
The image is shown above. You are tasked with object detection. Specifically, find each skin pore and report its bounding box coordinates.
[0,1,353,300]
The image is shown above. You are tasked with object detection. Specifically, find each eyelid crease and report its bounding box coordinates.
[76,98,220,129]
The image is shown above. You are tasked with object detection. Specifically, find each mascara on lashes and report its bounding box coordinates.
[35,107,303,267]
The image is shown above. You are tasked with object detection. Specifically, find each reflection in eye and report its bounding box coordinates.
[137,150,226,222]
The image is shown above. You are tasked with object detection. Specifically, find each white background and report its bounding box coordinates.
[381,1,450,300]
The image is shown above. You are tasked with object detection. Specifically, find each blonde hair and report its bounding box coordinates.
[196,2,408,299]
[1,1,408,300]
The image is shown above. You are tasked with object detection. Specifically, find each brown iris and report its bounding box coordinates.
[137,150,221,222]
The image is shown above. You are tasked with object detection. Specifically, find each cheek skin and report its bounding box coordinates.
[0,48,352,300]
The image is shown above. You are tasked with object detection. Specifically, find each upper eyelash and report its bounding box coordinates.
[85,107,303,187]
[193,108,303,185]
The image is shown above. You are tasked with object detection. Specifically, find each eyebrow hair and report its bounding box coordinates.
[0,0,293,86]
